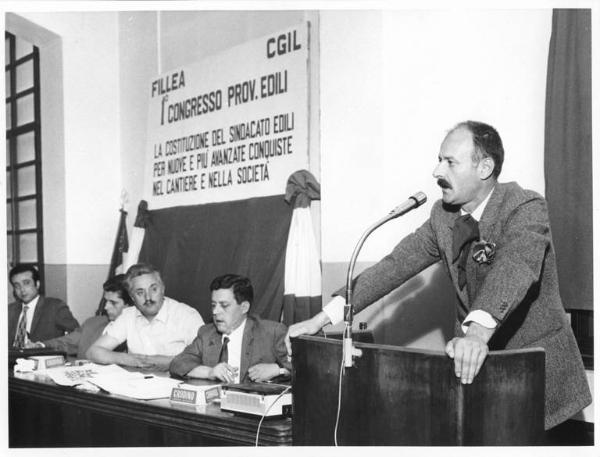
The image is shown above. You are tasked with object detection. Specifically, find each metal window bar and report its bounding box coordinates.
[5,32,44,291]
[5,86,36,104]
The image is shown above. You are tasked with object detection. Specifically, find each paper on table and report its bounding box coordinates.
[88,374,183,400]
[41,362,182,399]
[44,363,130,386]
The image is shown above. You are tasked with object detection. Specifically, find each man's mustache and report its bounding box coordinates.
[437,179,452,189]
[143,300,156,306]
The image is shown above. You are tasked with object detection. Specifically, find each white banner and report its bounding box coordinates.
[143,23,310,209]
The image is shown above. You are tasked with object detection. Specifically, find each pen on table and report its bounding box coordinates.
[144,375,154,379]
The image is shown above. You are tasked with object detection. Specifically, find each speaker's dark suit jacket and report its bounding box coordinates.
[8,295,79,345]
[345,182,591,429]
[169,314,291,382]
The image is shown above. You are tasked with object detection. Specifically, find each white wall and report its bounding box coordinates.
[118,11,158,238]
[16,12,121,265]
[322,9,550,263]
[7,12,121,321]
[320,9,552,349]
[5,13,66,306]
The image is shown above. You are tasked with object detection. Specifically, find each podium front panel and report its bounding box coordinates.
[291,335,544,446]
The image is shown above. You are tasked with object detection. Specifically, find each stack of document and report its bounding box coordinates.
[90,372,182,400]
[43,363,182,400]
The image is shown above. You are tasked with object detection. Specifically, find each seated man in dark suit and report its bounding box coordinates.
[26,274,131,359]
[170,274,291,383]
[8,264,79,348]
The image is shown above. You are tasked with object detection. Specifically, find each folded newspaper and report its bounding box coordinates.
[42,363,182,400]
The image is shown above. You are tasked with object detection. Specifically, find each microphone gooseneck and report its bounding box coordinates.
[343,191,427,368]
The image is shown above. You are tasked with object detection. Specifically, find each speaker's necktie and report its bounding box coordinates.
[452,214,480,290]
[13,304,29,349]
[218,336,229,364]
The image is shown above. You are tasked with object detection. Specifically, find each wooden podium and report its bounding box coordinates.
[291,335,545,446]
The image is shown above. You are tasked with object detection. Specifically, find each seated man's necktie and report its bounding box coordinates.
[452,214,480,290]
[13,305,29,349]
[218,336,229,364]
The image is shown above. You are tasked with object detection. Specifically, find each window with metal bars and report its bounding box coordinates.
[5,31,44,291]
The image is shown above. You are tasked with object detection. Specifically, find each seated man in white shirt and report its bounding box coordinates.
[87,263,204,371]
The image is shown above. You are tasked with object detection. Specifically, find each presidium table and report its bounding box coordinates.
[9,366,292,446]
[9,335,545,447]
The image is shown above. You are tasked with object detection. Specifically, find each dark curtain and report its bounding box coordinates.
[138,195,292,322]
[544,9,592,310]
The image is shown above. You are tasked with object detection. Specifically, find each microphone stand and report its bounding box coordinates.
[343,216,392,368]
[343,192,427,368]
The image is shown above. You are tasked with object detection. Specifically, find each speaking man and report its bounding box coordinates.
[27,274,131,359]
[8,264,79,348]
[170,274,291,383]
[286,121,591,430]
[87,263,204,371]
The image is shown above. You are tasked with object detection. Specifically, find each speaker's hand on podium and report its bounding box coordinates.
[285,311,331,357]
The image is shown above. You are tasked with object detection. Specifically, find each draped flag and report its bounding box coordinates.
[283,170,322,325]
[124,200,150,272]
[96,208,129,315]
[109,208,129,277]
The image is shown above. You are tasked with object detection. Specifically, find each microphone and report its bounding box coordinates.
[387,191,428,219]
[343,191,427,368]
